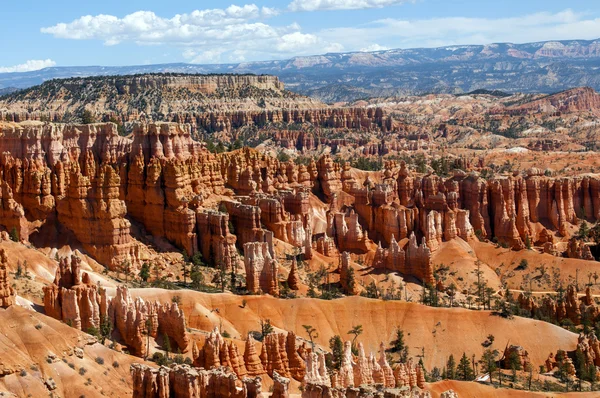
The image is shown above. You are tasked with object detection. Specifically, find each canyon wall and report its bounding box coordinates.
[2,121,600,285]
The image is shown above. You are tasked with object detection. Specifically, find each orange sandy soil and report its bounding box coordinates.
[0,306,152,397]
[0,240,118,306]
[472,241,600,294]
[123,289,576,371]
[429,380,599,397]
[479,151,600,176]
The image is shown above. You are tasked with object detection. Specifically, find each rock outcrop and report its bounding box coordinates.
[131,363,264,398]
[0,249,15,308]
[43,257,188,357]
[194,330,306,384]
[244,239,279,296]
[340,253,359,295]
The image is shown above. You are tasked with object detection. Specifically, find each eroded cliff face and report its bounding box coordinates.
[43,255,189,357]
[2,121,600,286]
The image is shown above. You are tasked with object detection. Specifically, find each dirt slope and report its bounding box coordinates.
[0,306,149,397]
[127,289,577,370]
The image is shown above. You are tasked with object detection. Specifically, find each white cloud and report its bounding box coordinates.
[0,59,56,73]
[40,4,342,63]
[39,6,600,64]
[289,0,410,12]
[360,44,389,52]
[277,32,319,52]
[318,9,600,52]
[261,7,280,18]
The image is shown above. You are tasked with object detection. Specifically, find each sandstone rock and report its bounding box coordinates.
[304,352,330,387]
[287,258,300,291]
[244,240,279,296]
[272,371,290,398]
[131,363,258,398]
[0,249,15,308]
[502,345,531,371]
[340,252,359,296]
[566,238,594,261]
[286,332,306,381]
[352,343,374,386]
[244,334,266,377]
[261,333,290,378]
[378,342,395,388]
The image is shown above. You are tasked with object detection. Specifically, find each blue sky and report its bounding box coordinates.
[1,0,600,72]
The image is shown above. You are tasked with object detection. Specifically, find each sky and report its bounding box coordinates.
[1,0,600,72]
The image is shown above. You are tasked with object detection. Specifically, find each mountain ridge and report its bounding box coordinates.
[2,38,600,102]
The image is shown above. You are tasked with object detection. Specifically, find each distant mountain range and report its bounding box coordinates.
[2,38,600,102]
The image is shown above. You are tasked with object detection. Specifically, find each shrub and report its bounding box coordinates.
[79,367,87,376]
[173,354,185,365]
[277,152,291,162]
[20,369,27,377]
[95,357,104,365]
[112,361,119,368]
[9,227,19,242]
[515,259,528,271]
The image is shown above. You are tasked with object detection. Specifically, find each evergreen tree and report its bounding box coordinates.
[260,319,274,340]
[479,349,499,383]
[346,266,356,294]
[303,325,318,350]
[328,335,344,370]
[190,265,204,290]
[457,353,474,381]
[9,227,19,242]
[139,263,151,283]
[446,354,457,380]
[163,333,171,359]
[100,317,113,344]
[347,325,363,351]
[508,350,522,371]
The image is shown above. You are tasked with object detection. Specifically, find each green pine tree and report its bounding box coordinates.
[457,353,474,381]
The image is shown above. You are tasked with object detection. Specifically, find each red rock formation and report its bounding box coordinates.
[378,342,395,388]
[338,341,354,388]
[287,258,300,291]
[131,363,262,398]
[304,352,330,387]
[243,239,279,296]
[317,155,342,202]
[286,332,306,380]
[157,302,190,353]
[260,333,290,378]
[566,238,594,260]
[502,345,531,370]
[405,234,434,285]
[353,343,374,386]
[329,211,371,253]
[0,249,15,308]
[340,252,359,296]
[244,334,266,377]
[272,372,290,398]
[42,255,101,331]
